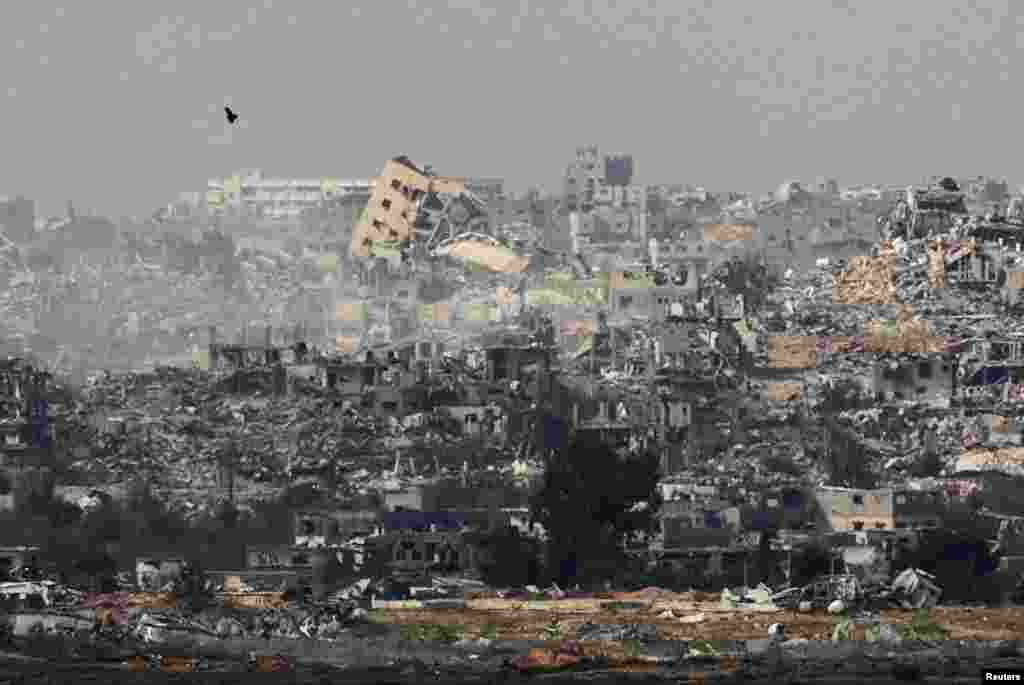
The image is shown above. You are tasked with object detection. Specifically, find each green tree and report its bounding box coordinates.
[531,434,661,585]
[822,419,877,489]
[476,526,541,588]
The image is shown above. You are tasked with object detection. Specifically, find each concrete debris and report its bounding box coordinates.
[720,584,778,610]
[454,636,493,650]
[545,583,566,600]
[432,233,530,273]
[832,248,896,304]
[574,622,657,642]
[135,612,213,644]
[780,637,809,649]
[890,568,942,609]
[0,582,56,608]
[11,171,1024,673]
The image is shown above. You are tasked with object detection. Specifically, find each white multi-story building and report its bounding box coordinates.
[205,169,374,220]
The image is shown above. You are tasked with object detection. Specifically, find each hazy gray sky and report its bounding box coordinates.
[2,1,1020,217]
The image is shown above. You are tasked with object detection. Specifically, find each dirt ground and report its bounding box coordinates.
[372,603,1024,642]
[2,605,1024,684]
[0,640,1018,685]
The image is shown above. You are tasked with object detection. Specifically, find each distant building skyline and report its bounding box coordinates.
[3,3,1022,217]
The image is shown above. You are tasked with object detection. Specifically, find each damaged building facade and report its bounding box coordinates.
[814,487,944,532]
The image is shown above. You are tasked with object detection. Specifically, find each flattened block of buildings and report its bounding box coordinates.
[350,157,467,258]
[767,336,817,369]
[764,381,801,402]
[863,317,945,354]
[702,223,754,242]
[831,245,896,305]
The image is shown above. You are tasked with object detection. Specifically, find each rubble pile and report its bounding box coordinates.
[8,168,1024,678]
[831,250,896,305]
[0,225,350,375]
[70,370,379,497]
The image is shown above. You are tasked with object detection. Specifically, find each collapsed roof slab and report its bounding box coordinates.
[433,234,530,274]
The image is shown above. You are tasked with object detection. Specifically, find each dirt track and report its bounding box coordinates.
[2,607,1024,684]
[0,642,1020,685]
[4,597,1024,683]
[373,603,1024,642]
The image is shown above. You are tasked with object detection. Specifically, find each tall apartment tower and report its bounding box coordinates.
[564,146,602,213]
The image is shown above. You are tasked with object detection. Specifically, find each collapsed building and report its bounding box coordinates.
[0,358,56,511]
[17,160,1024,647]
[882,180,968,240]
[349,157,492,264]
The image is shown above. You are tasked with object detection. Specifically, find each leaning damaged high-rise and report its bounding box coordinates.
[349,156,491,262]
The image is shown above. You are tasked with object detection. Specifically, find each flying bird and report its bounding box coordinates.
[225,107,239,124]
